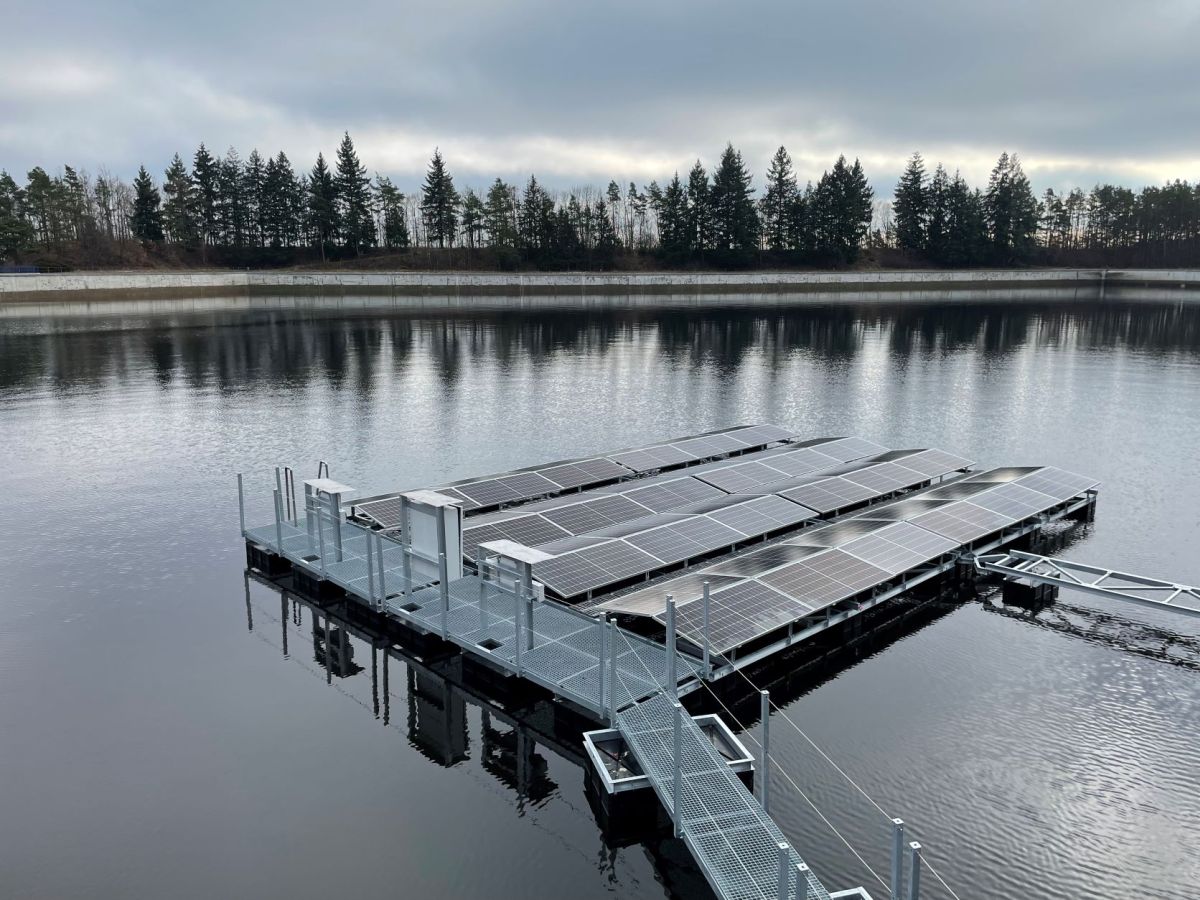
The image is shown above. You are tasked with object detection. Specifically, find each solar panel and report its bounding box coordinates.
[895,448,974,477]
[539,457,629,489]
[499,471,560,497]
[626,525,707,565]
[760,562,858,609]
[763,447,843,477]
[786,518,893,547]
[726,424,797,447]
[532,552,612,597]
[672,580,805,653]
[968,482,1058,521]
[909,501,1012,543]
[541,501,619,534]
[963,466,1042,484]
[357,497,405,528]
[1013,466,1099,501]
[923,481,993,500]
[696,460,790,493]
[625,476,727,512]
[580,540,665,580]
[454,478,525,507]
[671,517,746,552]
[462,514,570,551]
[841,462,924,493]
[840,522,958,574]
[802,549,892,591]
[706,495,817,536]
[810,436,888,462]
[706,543,824,577]
[779,478,879,513]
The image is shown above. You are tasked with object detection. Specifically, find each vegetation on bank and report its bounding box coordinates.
[1,133,1197,272]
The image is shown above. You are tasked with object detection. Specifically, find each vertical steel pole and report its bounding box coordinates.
[907,842,922,900]
[375,533,386,604]
[438,552,449,639]
[304,482,315,553]
[514,583,523,676]
[672,701,683,837]
[399,496,413,596]
[436,505,449,639]
[316,495,327,573]
[522,562,535,651]
[890,818,906,900]
[776,843,790,900]
[608,620,619,724]
[329,491,343,562]
[597,615,607,715]
[665,595,677,696]
[366,530,376,606]
[274,467,284,513]
[795,863,812,900]
[761,689,771,814]
[237,474,246,535]
[273,489,284,554]
[702,580,711,677]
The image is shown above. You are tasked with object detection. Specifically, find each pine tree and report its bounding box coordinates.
[924,164,950,262]
[307,153,338,262]
[420,149,459,248]
[484,179,517,249]
[459,188,485,249]
[191,143,219,255]
[656,173,689,257]
[0,170,35,260]
[944,173,988,266]
[243,150,266,248]
[130,166,163,241]
[162,153,197,246]
[334,132,374,255]
[686,161,712,256]
[760,146,797,252]
[709,144,759,257]
[811,156,873,263]
[519,175,553,255]
[893,152,928,254]
[218,147,246,248]
[985,152,1039,263]
[374,175,410,250]
[592,197,618,267]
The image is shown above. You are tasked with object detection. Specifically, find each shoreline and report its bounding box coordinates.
[1,267,1197,306]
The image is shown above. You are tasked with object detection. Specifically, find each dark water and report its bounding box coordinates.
[1,296,1199,900]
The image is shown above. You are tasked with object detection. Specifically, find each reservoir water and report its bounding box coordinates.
[1,294,1198,899]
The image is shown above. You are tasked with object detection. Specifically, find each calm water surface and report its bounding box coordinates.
[1,296,1198,900]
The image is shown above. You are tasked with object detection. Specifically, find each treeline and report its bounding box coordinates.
[889,152,1200,267]
[1,133,1197,271]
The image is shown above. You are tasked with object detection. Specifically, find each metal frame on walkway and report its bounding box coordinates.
[975,550,1200,618]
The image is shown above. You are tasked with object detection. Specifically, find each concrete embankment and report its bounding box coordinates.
[0,268,1197,306]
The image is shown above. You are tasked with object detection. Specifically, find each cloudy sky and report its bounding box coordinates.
[2,0,1198,196]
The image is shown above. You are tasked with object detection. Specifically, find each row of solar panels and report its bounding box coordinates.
[514,444,975,600]
[609,464,1100,654]
[356,424,799,524]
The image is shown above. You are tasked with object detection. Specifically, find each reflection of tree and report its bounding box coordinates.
[1,301,1198,395]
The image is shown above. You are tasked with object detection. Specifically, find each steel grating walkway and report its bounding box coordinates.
[245,517,703,717]
[618,692,832,900]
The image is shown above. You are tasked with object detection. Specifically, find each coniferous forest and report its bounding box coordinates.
[1,133,1197,271]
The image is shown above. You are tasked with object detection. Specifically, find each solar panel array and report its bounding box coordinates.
[617,461,1098,653]
[358,424,799,524]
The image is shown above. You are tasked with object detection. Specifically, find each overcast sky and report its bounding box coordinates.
[2,0,1198,196]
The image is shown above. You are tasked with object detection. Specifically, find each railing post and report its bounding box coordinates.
[438,552,449,639]
[316,496,327,573]
[672,701,683,838]
[890,818,905,900]
[237,474,246,536]
[702,580,711,677]
[273,489,284,555]
[907,841,922,900]
[375,533,387,606]
[304,482,315,553]
[795,863,812,900]
[665,594,677,697]
[597,615,607,715]
[760,689,771,814]
[776,843,790,900]
[399,496,413,596]
[522,562,535,651]
[366,528,376,606]
[329,491,344,562]
[514,585,523,676]
[608,620,619,724]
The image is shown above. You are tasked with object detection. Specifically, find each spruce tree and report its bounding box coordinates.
[985,152,1039,263]
[893,152,928,254]
[760,146,797,253]
[484,179,517,249]
[130,166,164,241]
[162,153,197,246]
[0,170,35,259]
[686,161,712,256]
[459,188,484,249]
[334,132,374,255]
[924,164,950,262]
[218,147,246,248]
[244,150,266,248]
[420,149,459,248]
[592,197,618,267]
[307,153,338,261]
[191,143,220,255]
[656,173,689,257]
[374,175,410,250]
[709,144,759,257]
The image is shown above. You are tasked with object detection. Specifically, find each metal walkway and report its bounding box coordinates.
[244,517,704,719]
[976,550,1200,618]
[620,692,831,900]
